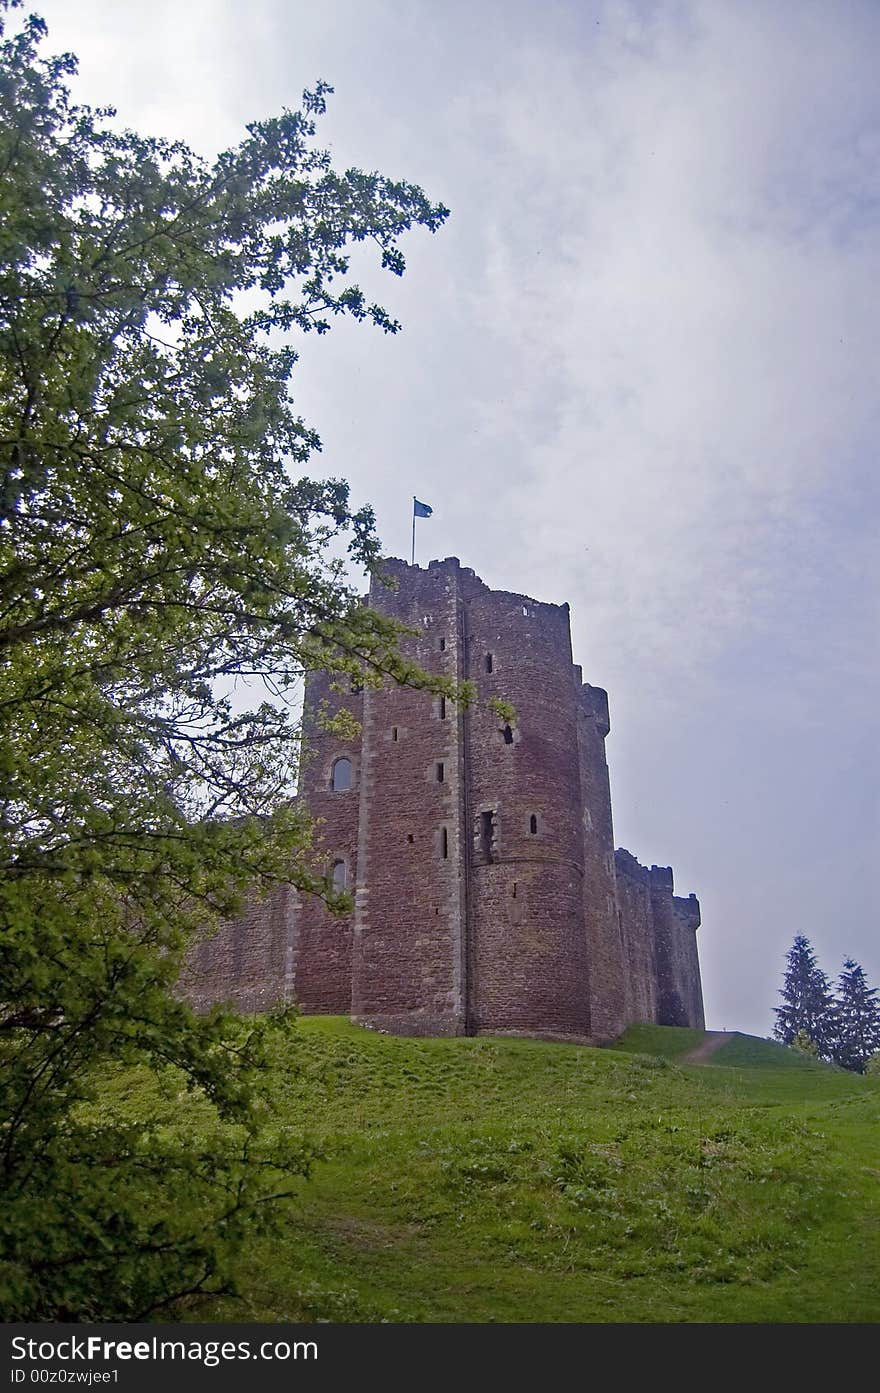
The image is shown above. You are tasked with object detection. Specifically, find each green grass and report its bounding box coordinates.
[111,1017,879,1323]
[710,1032,824,1069]
[609,1023,711,1060]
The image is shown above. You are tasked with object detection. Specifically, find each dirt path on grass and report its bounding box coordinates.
[678,1031,733,1065]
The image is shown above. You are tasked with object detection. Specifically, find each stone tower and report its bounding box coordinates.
[179,557,705,1041]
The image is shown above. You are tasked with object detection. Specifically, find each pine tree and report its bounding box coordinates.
[773,935,837,1059]
[832,959,880,1073]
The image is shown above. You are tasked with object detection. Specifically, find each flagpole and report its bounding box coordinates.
[411,496,416,566]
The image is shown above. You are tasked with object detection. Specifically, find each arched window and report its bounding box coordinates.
[331,757,352,791]
[502,724,514,745]
[529,814,538,835]
[331,859,347,891]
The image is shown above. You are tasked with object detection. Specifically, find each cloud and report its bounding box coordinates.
[33,0,880,1032]
[442,0,880,707]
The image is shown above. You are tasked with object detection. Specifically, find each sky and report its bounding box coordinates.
[34,0,879,1036]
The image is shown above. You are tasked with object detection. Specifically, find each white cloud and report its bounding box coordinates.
[444,0,880,706]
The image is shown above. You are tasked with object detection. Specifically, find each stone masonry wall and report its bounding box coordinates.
[613,848,659,1026]
[613,849,703,1029]
[351,559,467,1034]
[465,580,592,1037]
[291,669,362,1013]
[177,556,705,1040]
[176,881,293,1015]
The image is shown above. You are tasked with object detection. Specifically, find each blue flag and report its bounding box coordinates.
[413,498,433,518]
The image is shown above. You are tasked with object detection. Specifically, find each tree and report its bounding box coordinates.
[773,935,837,1060]
[831,959,880,1074]
[790,1029,819,1060]
[0,1,456,1318]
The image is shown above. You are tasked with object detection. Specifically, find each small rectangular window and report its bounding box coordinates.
[436,762,445,783]
[391,727,398,742]
[485,653,493,673]
[439,637,446,652]
[441,827,448,859]
[439,697,447,720]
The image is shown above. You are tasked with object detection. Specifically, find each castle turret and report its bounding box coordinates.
[464,576,592,1037]
[577,683,626,1041]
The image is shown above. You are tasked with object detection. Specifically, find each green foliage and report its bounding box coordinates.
[831,959,880,1074]
[773,939,880,1075]
[791,1029,819,1059]
[487,695,516,725]
[0,0,452,1317]
[773,935,837,1060]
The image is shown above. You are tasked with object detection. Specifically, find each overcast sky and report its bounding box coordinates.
[36,0,879,1037]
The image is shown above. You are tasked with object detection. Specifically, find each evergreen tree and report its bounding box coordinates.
[773,935,837,1059]
[831,959,880,1073]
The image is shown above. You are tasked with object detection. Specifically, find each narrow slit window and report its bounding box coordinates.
[480,809,495,861]
[439,697,447,720]
[529,814,538,835]
[441,827,448,859]
[512,881,517,899]
[331,757,352,791]
[439,637,446,652]
[436,761,445,783]
[502,724,514,744]
[392,726,398,742]
[485,653,493,673]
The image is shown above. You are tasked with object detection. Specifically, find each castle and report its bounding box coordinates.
[180,557,704,1042]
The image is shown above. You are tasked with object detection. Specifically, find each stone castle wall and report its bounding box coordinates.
[179,557,704,1040]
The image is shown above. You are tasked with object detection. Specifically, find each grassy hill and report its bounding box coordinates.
[177,1018,879,1323]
